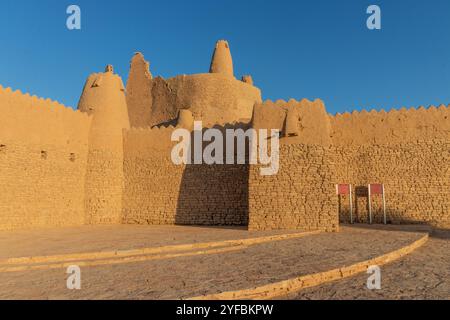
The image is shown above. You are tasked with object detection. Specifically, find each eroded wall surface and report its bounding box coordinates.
[126,52,262,128]
[248,143,339,232]
[1,75,448,233]
[330,105,450,146]
[334,141,450,228]
[331,106,450,229]
[0,87,92,230]
[252,99,332,146]
[123,126,249,226]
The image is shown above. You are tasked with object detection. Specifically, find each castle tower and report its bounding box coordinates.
[209,40,234,77]
[78,65,130,225]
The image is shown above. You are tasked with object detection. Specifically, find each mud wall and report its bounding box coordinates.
[334,141,450,228]
[126,52,262,128]
[331,106,450,228]
[248,143,339,232]
[252,99,332,146]
[0,86,92,230]
[122,126,249,226]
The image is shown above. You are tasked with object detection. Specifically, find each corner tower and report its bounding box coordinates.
[209,40,234,77]
[78,65,130,224]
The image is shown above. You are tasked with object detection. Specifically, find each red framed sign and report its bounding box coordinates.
[336,184,351,196]
[369,184,384,195]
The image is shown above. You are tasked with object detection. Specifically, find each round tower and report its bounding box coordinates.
[78,65,130,151]
[209,40,234,77]
[78,65,130,225]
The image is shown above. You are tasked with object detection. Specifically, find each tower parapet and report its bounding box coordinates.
[209,40,234,77]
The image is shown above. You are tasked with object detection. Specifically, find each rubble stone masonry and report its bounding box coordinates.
[122,127,249,226]
[248,143,339,232]
[0,41,449,232]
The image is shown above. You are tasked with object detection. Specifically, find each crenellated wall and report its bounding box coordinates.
[1,79,448,232]
[0,86,92,230]
[331,105,450,229]
[1,35,449,234]
[248,101,450,231]
[248,99,338,232]
[334,141,450,229]
[330,105,450,146]
[252,98,332,146]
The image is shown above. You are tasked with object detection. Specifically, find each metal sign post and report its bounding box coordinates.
[382,184,386,225]
[349,185,353,224]
[368,184,372,224]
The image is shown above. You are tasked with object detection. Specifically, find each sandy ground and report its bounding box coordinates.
[0,224,432,300]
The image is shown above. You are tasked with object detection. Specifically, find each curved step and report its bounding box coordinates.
[189,233,429,300]
[0,230,321,272]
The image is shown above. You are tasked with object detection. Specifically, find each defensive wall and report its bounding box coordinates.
[122,124,250,226]
[0,40,448,232]
[330,107,450,229]
[0,86,92,230]
[251,101,449,230]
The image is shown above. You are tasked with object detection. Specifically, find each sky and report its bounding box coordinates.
[0,0,450,114]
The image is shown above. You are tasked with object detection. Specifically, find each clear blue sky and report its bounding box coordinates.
[1,0,450,114]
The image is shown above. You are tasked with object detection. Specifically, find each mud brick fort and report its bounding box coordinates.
[0,40,448,233]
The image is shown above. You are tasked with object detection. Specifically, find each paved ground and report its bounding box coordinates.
[0,224,430,300]
[286,228,450,300]
[0,225,301,259]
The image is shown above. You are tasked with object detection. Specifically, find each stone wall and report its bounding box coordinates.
[0,86,92,230]
[330,105,450,146]
[329,106,450,229]
[248,143,339,232]
[252,99,332,146]
[1,78,449,233]
[334,141,450,229]
[122,127,249,226]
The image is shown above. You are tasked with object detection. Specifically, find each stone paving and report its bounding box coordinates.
[0,225,301,259]
[286,228,450,300]
[0,225,429,300]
